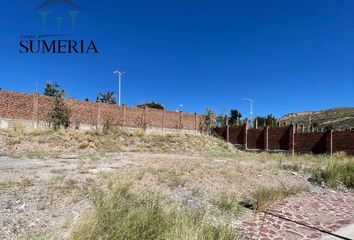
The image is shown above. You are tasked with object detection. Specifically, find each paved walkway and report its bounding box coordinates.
[321,223,354,240]
[237,191,354,240]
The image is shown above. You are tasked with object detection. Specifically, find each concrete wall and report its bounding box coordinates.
[0,117,199,135]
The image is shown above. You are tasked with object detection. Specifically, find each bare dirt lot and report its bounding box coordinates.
[0,129,353,239]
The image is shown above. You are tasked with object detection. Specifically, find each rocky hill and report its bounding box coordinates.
[279,107,354,130]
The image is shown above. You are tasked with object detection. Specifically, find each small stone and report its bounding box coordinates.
[5,202,12,209]
[336,219,350,225]
[29,222,36,228]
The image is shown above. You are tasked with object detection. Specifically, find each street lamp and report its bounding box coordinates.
[113,70,124,106]
[242,97,255,127]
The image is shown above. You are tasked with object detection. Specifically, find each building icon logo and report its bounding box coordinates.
[19,0,98,54]
[37,0,82,32]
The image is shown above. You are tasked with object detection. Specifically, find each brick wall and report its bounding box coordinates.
[214,125,245,144]
[229,125,245,144]
[247,129,264,149]
[294,132,327,154]
[0,91,202,131]
[333,131,354,155]
[0,91,35,120]
[215,124,354,155]
[214,127,227,139]
[268,127,291,150]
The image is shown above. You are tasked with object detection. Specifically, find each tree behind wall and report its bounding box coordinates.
[200,108,216,135]
[324,124,335,132]
[216,111,228,128]
[254,114,277,127]
[137,101,164,110]
[96,92,116,104]
[44,82,65,98]
[228,109,242,125]
[265,114,277,127]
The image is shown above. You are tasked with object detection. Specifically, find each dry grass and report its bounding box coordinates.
[0,178,34,191]
[311,157,354,188]
[0,181,17,191]
[2,127,353,239]
[241,185,307,212]
[274,152,354,189]
[160,169,188,188]
[213,193,242,215]
[46,175,97,205]
[1,128,238,158]
[223,151,354,189]
[77,164,90,174]
[1,128,353,191]
[70,179,243,240]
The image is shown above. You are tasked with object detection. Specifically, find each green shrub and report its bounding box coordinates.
[213,193,241,215]
[280,163,302,172]
[47,96,71,131]
[244,185,305,212]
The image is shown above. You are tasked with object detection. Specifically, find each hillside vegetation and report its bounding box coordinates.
[0,127,237,158]
[279,107,354,130]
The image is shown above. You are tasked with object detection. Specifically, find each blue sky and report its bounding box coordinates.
[0,0,353,118]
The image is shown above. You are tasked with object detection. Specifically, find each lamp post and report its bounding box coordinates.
[114,71,124,106]
[242,98,255,127]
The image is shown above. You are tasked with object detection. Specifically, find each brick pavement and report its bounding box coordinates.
[236,191,354,239]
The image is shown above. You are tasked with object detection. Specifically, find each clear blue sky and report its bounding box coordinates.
[1,0,353,118]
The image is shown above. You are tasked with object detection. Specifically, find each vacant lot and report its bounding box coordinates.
[0,128,353,239]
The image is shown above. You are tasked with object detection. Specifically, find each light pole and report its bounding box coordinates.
[114,71,124,106]
[242,98,255,127]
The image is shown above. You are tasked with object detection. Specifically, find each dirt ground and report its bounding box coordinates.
[1,151,353,240]
[0,129,353,239]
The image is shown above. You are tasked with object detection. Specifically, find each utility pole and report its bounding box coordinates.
[114,71,124,106]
